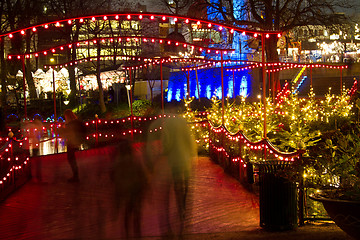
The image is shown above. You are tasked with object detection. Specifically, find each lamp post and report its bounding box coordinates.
[261,33,267,139]
[160,59,164,114]
[221,51,224,125]
[187,69,190,99]
[340,67,343,94]
[233,69,235,102]
[52,67,56,122]
[126,68,133,138]
[21,56,27,120]
[76,68,82,110]
[125,83,132,114]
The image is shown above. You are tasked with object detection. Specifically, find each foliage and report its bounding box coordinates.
[306,120,360,201]
[206,96,222,126]
[186,85,360,200]
[182,97,198,122]
[204,0,355,62]
[72,103,102,120]
[268,89,321,152]
[132,99,153,116]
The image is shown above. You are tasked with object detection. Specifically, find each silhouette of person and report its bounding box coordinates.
[147,109,197,238]
[29,115,43,157]
[108,86,115,102]
[27,115,44,182]
[111,139,149,239]
[59,109,86,182]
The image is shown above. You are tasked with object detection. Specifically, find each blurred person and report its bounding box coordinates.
[22,115,44,182]
[29,115,44,181]
[111,139,149,239]
[29,115,43,157]
[108,86,115,102]
[147,109,197,238]
[59,109,86,182]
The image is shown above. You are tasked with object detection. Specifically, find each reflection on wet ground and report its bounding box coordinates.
[38,137,67,155]
[0,147,260,239]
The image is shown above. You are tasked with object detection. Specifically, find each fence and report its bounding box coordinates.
[205,120,331,225]
[0,134,31,202]
[1,113,329,224]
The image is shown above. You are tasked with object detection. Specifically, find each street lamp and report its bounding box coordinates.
[125,83,132,110]
[125,80,134,139]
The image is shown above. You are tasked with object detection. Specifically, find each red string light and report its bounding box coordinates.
[1,12,282,40]
[209,122,301,162]
[8,35,235,60]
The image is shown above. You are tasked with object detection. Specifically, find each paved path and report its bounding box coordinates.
[0,147,352,240]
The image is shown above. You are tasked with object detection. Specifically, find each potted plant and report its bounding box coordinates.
[307,113,360,239]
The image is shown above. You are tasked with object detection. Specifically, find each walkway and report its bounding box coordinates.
[0,147,351,240]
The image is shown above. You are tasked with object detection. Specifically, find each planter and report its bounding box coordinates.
[310,195,360,240]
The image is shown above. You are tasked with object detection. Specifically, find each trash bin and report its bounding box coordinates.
[258,160,298,231]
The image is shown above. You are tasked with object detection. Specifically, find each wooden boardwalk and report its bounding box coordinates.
[0,147,260,239]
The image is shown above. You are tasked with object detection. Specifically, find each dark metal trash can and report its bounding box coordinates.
[258,161,298,231]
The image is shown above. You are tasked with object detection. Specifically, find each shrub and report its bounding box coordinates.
[132,99,153,116]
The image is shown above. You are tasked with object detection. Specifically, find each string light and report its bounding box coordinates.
[8,36,234,60]
[1,13,282,40]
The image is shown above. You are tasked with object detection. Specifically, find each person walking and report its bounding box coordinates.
[147,108,197,238]
[28,115,44,182]
[111,139,149,239]
[59,109,86,182]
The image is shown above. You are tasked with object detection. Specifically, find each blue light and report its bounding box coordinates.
[175,88,181,101]
[208,0,249,59]
[228,80,234,98]
[167,89,173,102]
[32,113,43,121]
[57,117,64,122]
[167,67,251,101]
[293,76,308,94]
[239,75,249,97]
[195,82,200,99]
[6,113,19,120]
[215,86,222,99]
[206,85,212,99]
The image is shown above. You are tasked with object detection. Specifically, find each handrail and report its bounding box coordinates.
[7,112,304,161]
[0,136,30,199]
[208,120,304,162]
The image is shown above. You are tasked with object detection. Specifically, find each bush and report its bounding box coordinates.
[132,99,153,116]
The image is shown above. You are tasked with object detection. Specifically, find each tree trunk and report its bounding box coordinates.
[66,24,78,107]
[68,64,77,107]
[25,30,37,100]
[0,38,7,108]
[131,68,136,101]
[148,79,155,102]
[265,35,279,62]
[265,35,280,97]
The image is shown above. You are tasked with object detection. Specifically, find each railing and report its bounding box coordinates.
[2,112,320,225]
[0,114,178,201]
[5,114,175,157]
[204,120,332,225]
[0,134,30,202]
[207,122,303,185]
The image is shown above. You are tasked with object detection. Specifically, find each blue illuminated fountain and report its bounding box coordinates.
[167,0,252,102]
[167,67,251,101]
